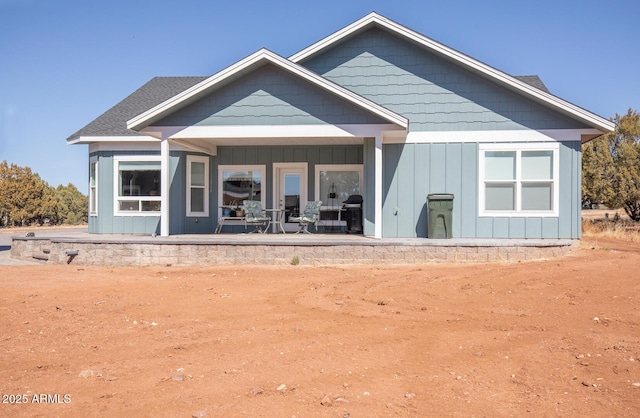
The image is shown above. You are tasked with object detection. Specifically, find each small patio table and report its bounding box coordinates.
[264,208,285,234]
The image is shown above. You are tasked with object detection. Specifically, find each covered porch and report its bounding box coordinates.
[125,49,409,238]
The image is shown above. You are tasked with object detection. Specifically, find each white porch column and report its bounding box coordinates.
[374,134,383,239]
[160,137,170,237]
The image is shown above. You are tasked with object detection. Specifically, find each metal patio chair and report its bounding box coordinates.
[289,200,322,234]
[243,200,271,233]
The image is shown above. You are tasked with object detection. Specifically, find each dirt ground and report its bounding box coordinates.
[1,237,639,417]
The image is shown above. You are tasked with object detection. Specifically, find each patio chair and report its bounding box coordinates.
[243,200,271,233]
[289,200,322,234]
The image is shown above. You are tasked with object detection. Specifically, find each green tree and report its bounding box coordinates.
[55,183,88,224]
[0,160,59,226]
[582,109,640,221]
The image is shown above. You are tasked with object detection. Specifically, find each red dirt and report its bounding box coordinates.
[1,238,639,417]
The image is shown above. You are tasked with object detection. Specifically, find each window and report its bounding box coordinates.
[218,165,265,215]
[89,157,98,216]
[187,155,209,216]
[114,157,161,215]
[315,164,363,223]
[479,143,559,216]
[316,165,363,203]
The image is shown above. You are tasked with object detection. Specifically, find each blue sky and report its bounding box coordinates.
[1,0,638,194]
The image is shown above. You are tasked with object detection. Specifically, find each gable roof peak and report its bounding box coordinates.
[290,12,614,133]
[126,45,407,131]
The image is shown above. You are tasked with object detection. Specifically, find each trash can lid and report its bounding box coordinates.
[427,193,454,200]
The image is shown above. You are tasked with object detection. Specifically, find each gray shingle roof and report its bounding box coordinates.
[68,73,550,141]
[513,75,550,93]
[67,76,207,141]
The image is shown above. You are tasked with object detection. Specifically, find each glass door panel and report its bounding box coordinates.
[283,173,301,221]
[274,163,307,233]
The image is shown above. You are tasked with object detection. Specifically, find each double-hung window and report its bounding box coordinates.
[114,156,161,215]
[479,143,559,216]
[187,155,209,216]
[89,157,98,216]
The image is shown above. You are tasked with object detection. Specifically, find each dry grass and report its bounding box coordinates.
[582,215,640,242]
[0,224,86,235]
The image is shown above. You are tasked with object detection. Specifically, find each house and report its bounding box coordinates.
[67,12,614,239]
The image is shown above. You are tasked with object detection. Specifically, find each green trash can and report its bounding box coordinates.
[427,194,454,239]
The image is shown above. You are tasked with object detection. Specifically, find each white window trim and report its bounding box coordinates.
[113,155,162,217]
[314,164,364,203]
[315,164,364,226]
[186,155,209,217]
[217,164,266,218]
[89,156,98,217]
[478,143,560,217]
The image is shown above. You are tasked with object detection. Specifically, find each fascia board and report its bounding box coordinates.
[67,135,160,145]
[290,13,615,133]
[289,12,379,63]
[127,50,270,131]
[127,48,407,131]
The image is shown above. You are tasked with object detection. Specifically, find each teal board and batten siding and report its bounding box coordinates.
[382,141,581,239]
[89,151,214,235]
[89,150,162,234]
[170,152,215,235]
[300,27,591,132]
[156,64,389,127]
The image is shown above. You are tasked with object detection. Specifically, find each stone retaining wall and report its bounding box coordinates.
[11,237,577,266]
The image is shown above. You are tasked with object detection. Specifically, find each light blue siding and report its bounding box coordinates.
[382,143,397,237]
[509,218,526,239]
[381,141,581,239]
[170,152,215,234]
[301,27,591,133]
[397,144,416,237]
[413,145,430,236]
[89,151,214,235]
[559,140,582,239]
[459,143,477,236]
[493,218,510,239]
[445,143,462,238]
[525,218,543,239]
[89,150,162,235]
[476,218,494,238]
[429,144,446,192]
[542,218,560,238]
[156,64,388,127]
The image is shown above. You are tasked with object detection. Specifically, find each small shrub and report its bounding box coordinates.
[291,255,300,266]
